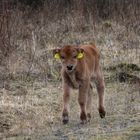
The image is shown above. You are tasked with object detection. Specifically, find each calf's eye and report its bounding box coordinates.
[73,55,77,59]
[61,56,65,59]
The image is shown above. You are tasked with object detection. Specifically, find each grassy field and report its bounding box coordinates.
[0,1,140,139]
[0,70,140,140]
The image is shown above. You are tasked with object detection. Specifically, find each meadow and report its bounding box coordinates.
[0,0,140,139]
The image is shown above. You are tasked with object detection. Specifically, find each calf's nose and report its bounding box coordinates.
[67,65,73,70]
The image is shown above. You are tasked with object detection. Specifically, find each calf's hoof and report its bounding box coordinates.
[80,112,87,124]
[98,107,106,118]
[62,113,69,124]
[87,113,91,122]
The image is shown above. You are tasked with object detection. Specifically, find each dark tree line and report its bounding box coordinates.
[0,0,139,20]
[15,0,140,19]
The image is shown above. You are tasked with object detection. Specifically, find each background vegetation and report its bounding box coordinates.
[0,0,140,139]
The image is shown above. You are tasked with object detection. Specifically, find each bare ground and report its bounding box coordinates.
[0,71,139,140]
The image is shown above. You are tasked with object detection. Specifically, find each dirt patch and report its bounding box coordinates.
[0,75,139,140]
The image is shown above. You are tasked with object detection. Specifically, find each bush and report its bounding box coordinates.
[17,0,45,9]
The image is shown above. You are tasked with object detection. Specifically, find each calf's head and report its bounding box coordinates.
[53,45,84,73]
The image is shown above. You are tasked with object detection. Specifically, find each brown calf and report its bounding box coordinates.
[53,44,106,124]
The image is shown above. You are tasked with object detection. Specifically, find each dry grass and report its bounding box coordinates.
[0,81,139,139]
[0,2,140,140]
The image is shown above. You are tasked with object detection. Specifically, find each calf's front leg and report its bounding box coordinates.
[62,83,70,124]
[78,81,89,124]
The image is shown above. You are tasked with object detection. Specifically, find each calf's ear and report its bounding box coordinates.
[53,49,61,59]
[76,48,84,59]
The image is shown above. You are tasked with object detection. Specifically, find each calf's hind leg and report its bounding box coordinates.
[86,84,93,122]
[95,69,106,118]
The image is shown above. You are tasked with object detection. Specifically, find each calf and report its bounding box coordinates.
[53,44,106,124]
